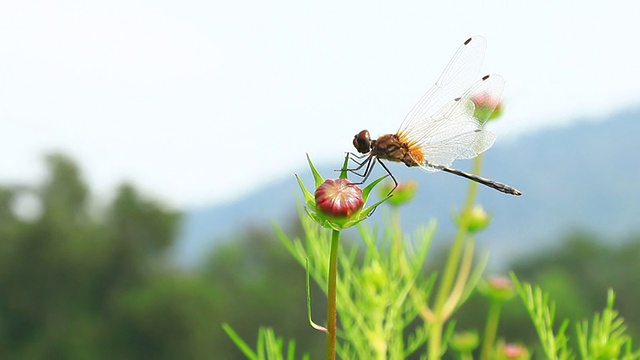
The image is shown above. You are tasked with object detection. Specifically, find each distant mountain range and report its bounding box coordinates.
[175,106,640,268]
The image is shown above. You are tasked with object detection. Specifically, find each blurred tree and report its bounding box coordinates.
[0,154,107,359]
[108,275,219,360]
[0,153,218,359]
[101,183,179,292]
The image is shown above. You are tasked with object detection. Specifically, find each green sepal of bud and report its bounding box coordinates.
[449,331,480,353]
[378,180,417,207]
[454,205,492,233]
[478,276,515,302]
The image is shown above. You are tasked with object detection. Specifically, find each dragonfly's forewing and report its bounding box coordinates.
[397,36,487,137]
[404,73,505,171]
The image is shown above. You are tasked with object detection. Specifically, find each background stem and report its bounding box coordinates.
[480,299,502,360]
[428,155,483,359]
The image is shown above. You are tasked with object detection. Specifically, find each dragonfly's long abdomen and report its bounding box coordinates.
[441,167,522,196]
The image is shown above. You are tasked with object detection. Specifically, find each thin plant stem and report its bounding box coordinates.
[428,322,444,360]
[428,155,483,359]
[326,229,340,360]
[390,207,407,274]
[437,155,483,306]
[479,299,502,360]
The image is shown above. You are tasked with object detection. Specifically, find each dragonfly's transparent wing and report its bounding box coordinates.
[397,36,487,136]
[399,74,505,171]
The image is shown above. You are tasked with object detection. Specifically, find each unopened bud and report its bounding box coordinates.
[315,179,364,218]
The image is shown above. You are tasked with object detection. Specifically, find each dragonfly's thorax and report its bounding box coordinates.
[371,134,420,167]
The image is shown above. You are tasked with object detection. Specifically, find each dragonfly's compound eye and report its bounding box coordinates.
[353,130,372,154]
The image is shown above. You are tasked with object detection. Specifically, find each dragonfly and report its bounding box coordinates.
[350,36,522,196]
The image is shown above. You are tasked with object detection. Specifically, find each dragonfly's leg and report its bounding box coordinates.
[346,152,370,167]
[343,154,373,177]
[335,153,369,175]
[349,157,376,185]
[376,158,398,194]
[349,151,370,161]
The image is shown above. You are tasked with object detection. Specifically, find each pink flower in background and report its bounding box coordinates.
[501,343,530,359]
[472,92,503,121]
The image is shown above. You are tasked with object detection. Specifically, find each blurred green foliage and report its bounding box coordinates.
[451,232,640,354]
[0,154,324,359]
[0,154,638,358]
[0,154,219,359]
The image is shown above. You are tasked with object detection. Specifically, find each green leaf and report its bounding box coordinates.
[305,153,324,189]
[339,152,350,180]
[222,323,258,360]
[575,289,640,359]
[361,174,389,201]
[305,258,328,333]
[511,274,574,360]
[295,174,316,208]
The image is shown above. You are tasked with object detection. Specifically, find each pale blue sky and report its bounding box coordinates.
[1,1,639,208]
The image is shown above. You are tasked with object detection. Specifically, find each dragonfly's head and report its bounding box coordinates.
[353,130,372,154]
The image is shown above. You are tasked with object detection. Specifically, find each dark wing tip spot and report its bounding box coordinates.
[454,97,461,101]
[482,74,490,81]
[464,37,472,45]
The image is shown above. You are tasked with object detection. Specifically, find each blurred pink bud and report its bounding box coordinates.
[501,343,529,359]
[480,276,515,302]
[472,92,503,121]
[488,276,513,290]
[472,92,502,108]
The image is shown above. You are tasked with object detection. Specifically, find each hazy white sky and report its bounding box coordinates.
[1,1,639,208]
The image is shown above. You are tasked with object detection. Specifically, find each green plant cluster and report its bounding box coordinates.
[226,154,640,359]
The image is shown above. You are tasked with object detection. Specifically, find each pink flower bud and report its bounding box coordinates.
[315,179,364,218]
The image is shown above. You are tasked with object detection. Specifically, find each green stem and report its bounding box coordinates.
[326,229,340,360]
[391,207,404,267]
[480,299,502,360]
[439,155,483,305]
[460,352,473,360]
[428,322,443,360]
[428,155,483,359]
